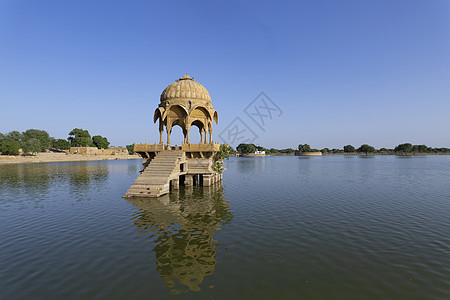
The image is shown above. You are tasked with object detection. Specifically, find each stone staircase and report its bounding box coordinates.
[125,150,185,197]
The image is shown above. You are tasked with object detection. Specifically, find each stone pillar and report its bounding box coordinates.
[193,174,198,186]
[203,174,213,186]
[166,124,171,147]
[184,175,193,186]
[171,178,179,190]
[209,127,213,144]
[159,121,164,144]
[186,125,190,144]
[200,130,203,144]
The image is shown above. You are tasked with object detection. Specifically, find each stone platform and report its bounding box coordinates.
[125,144,222,198]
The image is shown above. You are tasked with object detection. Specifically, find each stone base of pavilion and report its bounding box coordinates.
[125,143,223,198]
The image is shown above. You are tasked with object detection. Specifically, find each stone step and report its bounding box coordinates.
[143,169,174,174]
[127,186,169,195]
[125,150,184,198]
[147,163,176,168]
[143,170,174,174]
[135,175,169,179]
[127,189,161,194]
[149,161,177,165]
[144,167,174,171]
[134,180,169,185]
[129,184,167,189]
[140,173,173,177]
[135,176,170,181]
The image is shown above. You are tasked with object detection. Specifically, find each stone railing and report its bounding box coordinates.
[134,143,166,152]
[133,142,220,153]
[182,143,220,152]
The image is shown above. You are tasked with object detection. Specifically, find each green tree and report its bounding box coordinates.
[236,143,257,154]
[256,145,268,152]
[22,138,42,154]
[0,139,20,155]
[412,144,428,153]
[321,148,329,153]
[226,145,236,154]
[68,128,92,147]
[22,129,51,151]
[357,144,375,155]
[213,144,231,173]
[7,131,23,143]
[298,144,311,152]
[92,135,110,149]
[268,148,279,154]
[282,148,295,153]
[378,148,392,154]
[52,139,71,150]
[394,143,413,154]
[343,145,355,153]
[126,144,134,155]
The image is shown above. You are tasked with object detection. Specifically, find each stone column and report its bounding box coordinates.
[185,117,190,144]
[209,126,213,144]
[184,175,193,186]
[171,178,179,190]
[203,174,213,186]
[166,124,171,147]
[159,121,164,144]
[193,174,198,186]
[186,125,190,144]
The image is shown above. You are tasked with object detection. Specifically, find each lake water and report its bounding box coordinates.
[0,156,449,299]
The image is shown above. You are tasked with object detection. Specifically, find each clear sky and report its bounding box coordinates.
[1,0,449,149]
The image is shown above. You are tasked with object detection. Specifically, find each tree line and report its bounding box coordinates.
[0,128,110,155]
[236,143,295,154]
[235,143,450,155]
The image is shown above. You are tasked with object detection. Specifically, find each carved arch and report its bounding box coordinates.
[190,106,212,120]
[162,104,188,120]
[153,107,165,123]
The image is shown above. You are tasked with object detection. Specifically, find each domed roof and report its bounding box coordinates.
[160,74,211,102]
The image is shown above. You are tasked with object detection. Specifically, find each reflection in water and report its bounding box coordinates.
[0,162,108,206]
[128,184,232,294]
[67,163,108,188]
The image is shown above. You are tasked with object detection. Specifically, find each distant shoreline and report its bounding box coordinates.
[234,152,450,157]
[0,153,140,165]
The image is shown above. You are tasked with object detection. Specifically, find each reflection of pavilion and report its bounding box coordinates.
[126,75,224,198]
[128,184,232,293]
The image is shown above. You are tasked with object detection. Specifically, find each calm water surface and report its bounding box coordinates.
[0,156,449,299]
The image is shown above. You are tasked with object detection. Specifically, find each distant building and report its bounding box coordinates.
[69,146,129,155]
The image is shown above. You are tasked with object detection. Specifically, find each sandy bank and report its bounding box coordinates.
[0,153,140,165]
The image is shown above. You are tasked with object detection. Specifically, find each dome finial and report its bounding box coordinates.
[179,74,192,80]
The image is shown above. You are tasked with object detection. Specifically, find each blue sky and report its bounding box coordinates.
[1,0,449,149]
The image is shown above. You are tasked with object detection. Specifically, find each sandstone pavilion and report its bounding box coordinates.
[125,75,224,197]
